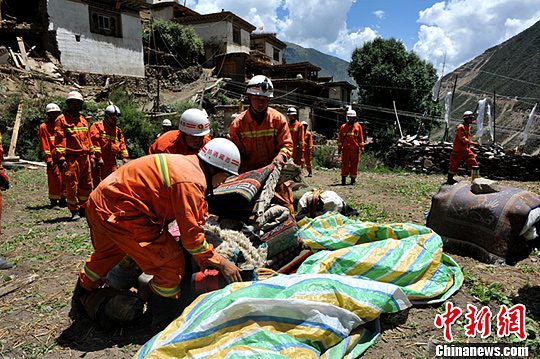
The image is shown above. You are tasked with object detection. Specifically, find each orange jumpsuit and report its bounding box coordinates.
[289,120,305,167]
[448,123,478,174]
[148,130,211,155]
[304,130,313,173]
[38,120,65,201]
[89,120,129,187]
[338,122,364,178]
[228,107,295,214]
[54,112,93,212]
[79,154,222,298]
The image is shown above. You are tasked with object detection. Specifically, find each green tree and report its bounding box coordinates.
[143,19,204,67]
[348,38,439,150]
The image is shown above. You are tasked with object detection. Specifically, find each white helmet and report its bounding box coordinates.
[246,75,274,98]
[105,105,121,117]
[286,107,297,116]
[198,138,241,175]
[66,90,84,102]
[179,108,210,136]
[46,103,61,113]
[347,109,357,117]
[162,119,172,127]
[231,113,240,120]
[463,110,474,118]
[301,121,308,127]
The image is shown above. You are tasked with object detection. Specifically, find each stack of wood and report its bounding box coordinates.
[386,135,540,181]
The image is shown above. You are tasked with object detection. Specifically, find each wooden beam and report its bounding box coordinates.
[7,47,20,68]
[0,274,38,298]
[16,36,30,70]
[7,102,23,158]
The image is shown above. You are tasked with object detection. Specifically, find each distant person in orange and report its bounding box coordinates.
[301,121,313,177]
[89,105,129,187]
[286,107,305,167]
[0,130,12,269]
[447,111,480,184]
[156,119,173,138]
[338,109,364,185]
[54,91,93,221]
[228,75,295,215]
[39,103,66,209]
[148,109,211,155]
[69,139,243,331]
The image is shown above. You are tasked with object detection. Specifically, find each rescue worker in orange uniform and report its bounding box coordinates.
[69,138,243,330]
[286,107,305,167]
[0,130,12,269]
[156,119,173,138]
[301,121,313,177]
[54,91,93,221]
[148,109,211,155]
[39,103,66,209]
[338,109,364,185]
[89,105,129,187]
[447,110,480,184]
[227,75,295,215]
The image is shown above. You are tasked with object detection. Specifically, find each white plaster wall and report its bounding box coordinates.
[48,0,145,77]
[191,21,250,54]
[265,42,282,64]
[152,7,174,21]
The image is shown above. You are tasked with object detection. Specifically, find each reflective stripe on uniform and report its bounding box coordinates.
[56,147,66,153]
[240,129,277,138]
[150,281,181,297]
[99,133,121,142]
[155,154,171,188]
[66,127,88,133]
[187,240,210,255]
[83,265,102,282]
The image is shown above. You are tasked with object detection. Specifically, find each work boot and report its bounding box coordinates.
[307,172,312,177]
[50,199,61,210]
[0,255,13,270]
[350,178,356,185]
[149,293,184,332]
[446,174,457,185]
[71,211,81,221]
[79,208,86,218]
[59,199,67,208]
[68,279,91,320]
[341,176,346,185]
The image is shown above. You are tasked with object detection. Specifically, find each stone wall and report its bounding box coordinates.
[385,136,540,181]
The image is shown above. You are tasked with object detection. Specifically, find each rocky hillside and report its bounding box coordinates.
[437,20,540,155]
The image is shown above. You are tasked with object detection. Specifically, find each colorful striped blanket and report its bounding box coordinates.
[135,213,462,358]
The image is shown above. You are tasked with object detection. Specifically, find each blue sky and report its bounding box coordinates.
[185,0,540,74]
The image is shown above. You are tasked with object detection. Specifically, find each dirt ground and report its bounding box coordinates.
[0,166,539,358]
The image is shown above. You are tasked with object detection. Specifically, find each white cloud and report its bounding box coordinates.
[188,0,377,61]
[413,0,540,74]
[373,10,385,19]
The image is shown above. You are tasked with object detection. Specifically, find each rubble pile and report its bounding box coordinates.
[386,135,540,181]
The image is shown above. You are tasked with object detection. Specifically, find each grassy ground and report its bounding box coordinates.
[0,165,539,358]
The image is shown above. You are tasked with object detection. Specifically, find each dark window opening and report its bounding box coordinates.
[273,47,279,61]
[232,26,241,44]
[89,7,122,38]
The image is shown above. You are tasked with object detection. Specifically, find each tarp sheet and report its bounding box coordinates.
[135,213,462,358]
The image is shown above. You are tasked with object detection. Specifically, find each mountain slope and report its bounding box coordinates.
[438,20,540,154]
[283,42,356,84]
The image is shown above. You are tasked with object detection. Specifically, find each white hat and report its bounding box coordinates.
[46,103,61,113]
[286,107,297,115]
[198,138,241,175]
[179,108,210,136]
[246,75,274,98]
[66,90,84,102]
[162,119,172,127]
[105,105,121,117]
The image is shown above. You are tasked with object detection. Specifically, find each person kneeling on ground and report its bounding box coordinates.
[69,138,242,331]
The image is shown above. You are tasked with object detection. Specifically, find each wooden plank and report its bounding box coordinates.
[7,47,20,68]
[16,37,30,70]
[0,274,38,298]
[7,102,24,158]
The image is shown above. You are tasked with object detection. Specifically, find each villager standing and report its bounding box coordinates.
[39,103,66,209]
[0,130,12,269]
[54,91,93,221]
[69,139,243,331]
[338,109,364,185]
[157,119,173,138]
[89,105,129,187]
[447,111,480,185]
[302,121,313,177]
[227,75,295,215]
[286,107,305,167]
[148,109,211,155]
